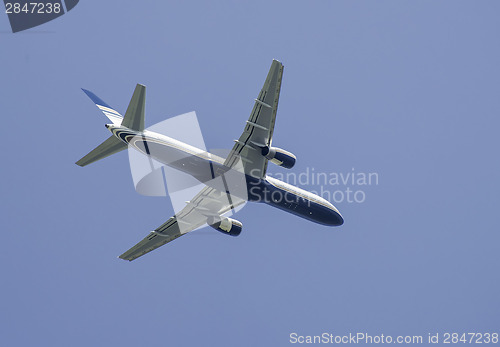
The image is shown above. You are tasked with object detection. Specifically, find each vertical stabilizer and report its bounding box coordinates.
[81,88,123,125]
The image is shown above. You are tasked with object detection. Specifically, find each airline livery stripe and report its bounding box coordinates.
[98,105,122,116]
[111,129,226,165]
[267,179,337,211]
[104,112,122,119]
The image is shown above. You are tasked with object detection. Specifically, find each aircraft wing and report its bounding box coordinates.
[119,185,245,261]
[223,59,284,178]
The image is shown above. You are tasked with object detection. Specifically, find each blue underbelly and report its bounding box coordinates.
[247,178,343,226]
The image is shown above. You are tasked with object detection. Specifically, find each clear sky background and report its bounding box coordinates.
[1,1,499,346]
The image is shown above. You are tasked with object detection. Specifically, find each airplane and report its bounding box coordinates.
[76,59,343,261]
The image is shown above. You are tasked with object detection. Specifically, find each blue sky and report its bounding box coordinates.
[1,1,499,346]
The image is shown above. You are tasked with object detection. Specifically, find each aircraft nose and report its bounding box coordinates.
[330,210,344,226]
[324,203,344,226]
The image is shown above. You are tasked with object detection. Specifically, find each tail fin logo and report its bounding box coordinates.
[3,0,78,33]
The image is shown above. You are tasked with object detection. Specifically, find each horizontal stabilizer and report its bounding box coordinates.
[76,135,127,167]
[122,84,146,131]
[82,88,123,125]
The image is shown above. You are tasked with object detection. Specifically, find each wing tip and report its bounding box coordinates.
[118,255,133,262]
[272,58,283,66]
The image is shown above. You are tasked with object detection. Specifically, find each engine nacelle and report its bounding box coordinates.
[262,147,296,169]
[207,216,242,236]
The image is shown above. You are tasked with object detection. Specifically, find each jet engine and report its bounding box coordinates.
[207,216,242,236]
[262,147,296,169]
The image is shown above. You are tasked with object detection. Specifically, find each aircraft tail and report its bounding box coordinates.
[76,135,127,167]
[76,84,146,166]
[81,88,123,125]
[81,84,146,130]
[121,84,146,131]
